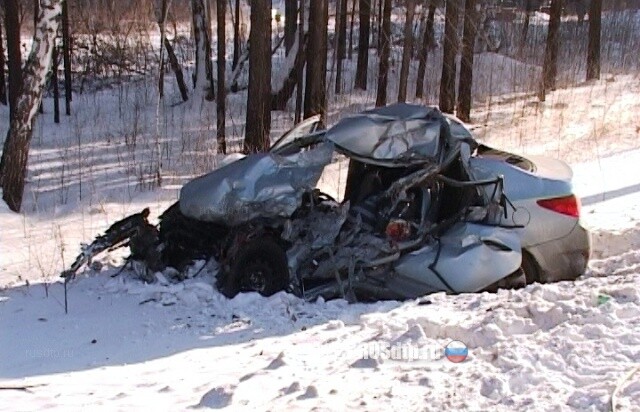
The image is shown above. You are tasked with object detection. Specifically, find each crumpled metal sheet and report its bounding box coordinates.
[325,103,449,163]
[394,222,521,293]
[179,143,334,225]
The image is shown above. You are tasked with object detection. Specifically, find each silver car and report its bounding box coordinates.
[64,104,590,302]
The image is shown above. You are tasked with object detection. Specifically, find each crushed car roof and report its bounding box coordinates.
[325,104,455,166]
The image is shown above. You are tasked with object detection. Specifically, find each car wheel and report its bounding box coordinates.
[521,251,540,284]
[220,237,290,298]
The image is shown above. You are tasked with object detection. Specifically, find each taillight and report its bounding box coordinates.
[537,195,580,218]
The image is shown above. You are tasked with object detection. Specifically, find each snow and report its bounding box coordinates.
[1,20,640,411]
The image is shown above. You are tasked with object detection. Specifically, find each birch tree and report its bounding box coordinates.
[191,0,214,99]
[0,0,62,211]
[4,0,22,118]
[0,21,7,105]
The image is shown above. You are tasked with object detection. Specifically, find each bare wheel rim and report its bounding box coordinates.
[239,259,271,293]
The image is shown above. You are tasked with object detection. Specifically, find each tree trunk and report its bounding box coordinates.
[191,0,214,99]
[232,0,241,70]
[586,0,601,80]
[0,21,7,105]
[354,0,371,90]
[158,0,170,98]
[61,0,72,113]
[520,0,533,51]
[0,0,62,212]
[542,0,562,93]
[348,0,356,59]
[244,0,271,153]
[338,0,348,60]
[456,0,476,122]
[217,0,227,153]
[5,0,23,119]
[304,0,328,125]
[375,0,391,107]
[377,0,383,51]
[335,0,348,93]
[53,42,60,124]
[439,0,459,114]
[35,0,44,115]
[164,37,189,102]
[272,34,307,110]
[416,0,436,99]
[398,0,416,103]
[285,0,297,55]
[294,0,305,123]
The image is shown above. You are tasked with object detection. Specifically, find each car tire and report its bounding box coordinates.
[521,251,540,285]
[219,237,290,298]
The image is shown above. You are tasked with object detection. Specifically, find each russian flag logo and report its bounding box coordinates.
[444,340,468,363]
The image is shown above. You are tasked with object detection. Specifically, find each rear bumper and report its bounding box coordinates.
[526,222,591,283]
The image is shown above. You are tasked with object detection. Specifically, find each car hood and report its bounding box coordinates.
[179,143,334,225]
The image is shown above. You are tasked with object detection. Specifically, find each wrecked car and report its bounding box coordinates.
[63,104,590,302]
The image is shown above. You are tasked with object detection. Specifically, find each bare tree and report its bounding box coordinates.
[354,0,371,90]
[216,0,226,153]
[335,0,348,93]
[244,0,271,152]
[61,0,71,115]
[416,0,436,99]
[272,34,308,110]
[5,0,22,119]
[304,0,328,124]
[285,0,297,55]
[0,21,7,105]
[375,0,391,107]
[191,0,214,99]
[439,0,458,113]
[294,0,305,123]
[164,37,189,102]
[542,0,562,94]
[232,0,241,70]
[52,39,60,123]
[157,0,170,98]
[586,0,602,80]
[348,0,356,58]
[398,0,416,102]
[0,0,61,212]
[520,0,533,51]
[456,0,477,122]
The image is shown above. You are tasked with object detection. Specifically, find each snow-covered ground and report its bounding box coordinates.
[1,66,640,410]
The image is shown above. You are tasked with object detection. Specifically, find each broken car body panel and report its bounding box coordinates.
[179,143,333,225]
[325,104,448,166]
